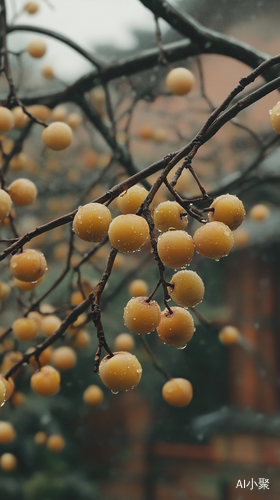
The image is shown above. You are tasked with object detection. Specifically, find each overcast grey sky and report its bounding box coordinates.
[6,0,179,80]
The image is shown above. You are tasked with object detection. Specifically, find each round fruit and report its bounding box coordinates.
[208,194,245,230]
[124,296,161,334]
[0,421,16,443]
[269,101,280,134]
[13,276,43,291]
[249,204,270,221]
[114,333,135,352]
[28,104,51,121]
[0,379,6,407]
[157,230,194,268]
[10,249,47,283]
[157,307,194,348]
[51,105,68,122]
[24,2,39,14]
[73,329,91,349]
[117,185,149,214]
[128,279,148,297]
[83,385,104,406]
[0,107,14,132]
[12,106,29,128]
[8,178,37,206]
[169,270,204,308]
[41,64,54,79]
[51,346,77,371]
[162,378,193,407]
[41,315,61,336]
[108,214,149,253]
[0,376,14,401]
[0,281,10,300]
[42,122,73,151]
[0,453,17,471]
[67,113,82,129]
[219,325,240,345]
[234,228,250,248]
[166,68,195,95]
[11,391,24,406]
[0,190,12,222]
[12,317,38,341]
[31,365,60,396]
[34,431,47,445]
[153,201,188,232]
[99,351,142,391]
[47,434,65,452]
[73,203,112,242]
[10,153,27,171]
[27,346,53,368]
[27,38,46,58]
[193,221,234,260]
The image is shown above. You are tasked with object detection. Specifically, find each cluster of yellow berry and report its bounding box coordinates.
[71,186,246,405]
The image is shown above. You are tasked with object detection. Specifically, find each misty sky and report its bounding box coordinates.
[6,0,178,80]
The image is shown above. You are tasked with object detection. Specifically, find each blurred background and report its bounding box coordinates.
[1,0,280,499]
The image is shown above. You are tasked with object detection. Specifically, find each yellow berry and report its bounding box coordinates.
[124,296,161,334]
[12,106,29,128]
[0,421,16,443]
[73,329,90,349]
[219,325,240,345]
[0,379,6,407]
[51,346,77,371]
[47,434,65,452]
[0,107,14,132]
[28,104,51,121]
[162,378,193,407]
[27,346,53,369]
[99,351,142,391]
[0,376,14,401]
[73,203,112,242]
[41,315,61,336]
[67,113,82,129]
[13,276,44,291]
[117,185,149,214]
[30,365,60,396]
[34,431,47,445]
[157,230,194,268]
[157,307,194,348]
[193,221,234,260]
[10,249,47,283]
[11,391,25,406]
[154,201,187,232]
[128,279,148,297]
[249,204,270,221]
[8,178,37,206]
[0,190,12,222]
[83,385,104,406]
[42,122,73,151]
[50,105,68,122]
[0,453,17,471]
[269,101,280,134]
[113,333,135,352]
[209,194,245,230]
[234,228,250,248]
[27,38,46,58]
[0,281,10,300]
[169,270,204,308]
[41,64,54,79]
[108,214,149,253]
[24,2,39,14]
[12,317,38,341]
[166,68,195,95]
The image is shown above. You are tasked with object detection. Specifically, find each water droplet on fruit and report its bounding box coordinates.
[111,390,119,395]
